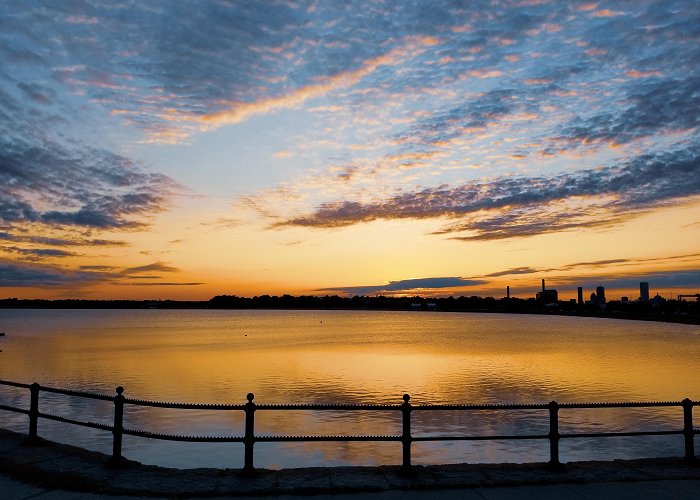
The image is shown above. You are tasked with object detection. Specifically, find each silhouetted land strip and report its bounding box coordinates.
[1,294,699,324]
[0,429,699,497]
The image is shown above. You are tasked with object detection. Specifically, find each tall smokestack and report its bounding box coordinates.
[542,279,545,292]
[507,286,510,299]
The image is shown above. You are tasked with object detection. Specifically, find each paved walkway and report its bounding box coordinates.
[1,429,699,498]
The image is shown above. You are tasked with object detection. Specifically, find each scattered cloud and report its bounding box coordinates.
[276,145,700,240]
[0,260,103,288]
[317,277,485,296]
[121,262,180,275]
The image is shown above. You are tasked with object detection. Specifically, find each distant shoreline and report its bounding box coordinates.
[1,295,699,325]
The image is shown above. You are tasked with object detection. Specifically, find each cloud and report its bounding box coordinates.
[483,267,539,278]
[0,245,79,260]
[121,262,180,275]
[276,144,700,240]
[317,276,485,296]
[112,282,205,286]
[196,43,420,131]
[549,77,700,150]
[0,232,128,248]
[0,84,180,242]
[0,260,103,287]
[0,259,195,289]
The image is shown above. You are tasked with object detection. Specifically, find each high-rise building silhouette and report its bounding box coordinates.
[640,282,650,302]
[596,285,606,304]
[577,287,583,305]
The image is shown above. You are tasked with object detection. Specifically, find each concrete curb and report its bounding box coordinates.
[1,429,698,497]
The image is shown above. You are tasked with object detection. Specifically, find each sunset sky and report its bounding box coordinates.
[2,0,700,301]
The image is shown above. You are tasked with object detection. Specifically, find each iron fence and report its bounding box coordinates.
[0,379,696,474]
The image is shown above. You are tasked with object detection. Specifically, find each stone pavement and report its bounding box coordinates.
[1,429,699,498]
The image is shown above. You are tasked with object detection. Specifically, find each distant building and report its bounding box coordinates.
[621,296,629,303]
[577,287,583,305]
[651,293,666,305]
[536,279,558,304]
[536,289,559,303]
[596,285,606,304]
[590,292,597,304]
[640,282,650,302]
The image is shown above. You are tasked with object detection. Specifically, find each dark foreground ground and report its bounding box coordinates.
[1,429,699,498]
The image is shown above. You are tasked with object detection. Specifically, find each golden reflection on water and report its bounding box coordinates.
[0,309,698,468]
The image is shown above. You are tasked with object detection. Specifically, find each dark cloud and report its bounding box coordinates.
[113,282,205,286]
[483,267,538,278]
[17,82,56,104]
[0,246,78,259]
[0,259,198,288]
[393,89,529,147]
[484,253,700,280]
[121,262,180,275]
[549,77,700,151]
[318,277,485,296]
[79,265,118,271]
[278,145,700,240]
[0,231,127,247]
[0,260,102,287]
[0,86,179,233]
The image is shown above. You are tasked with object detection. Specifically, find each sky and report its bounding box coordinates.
[1,0,700,301]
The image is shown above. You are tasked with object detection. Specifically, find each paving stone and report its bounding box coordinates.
[329,466,389,491]
[276,466,332,493]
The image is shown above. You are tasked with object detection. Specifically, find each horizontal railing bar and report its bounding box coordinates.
[255,435,401,442]
[415,404,548,411]
[123,428,245,442]
[38,412,113,432]
[561,430,684,439]
[413,434,549,442]
[0,403,29,415]
[123,398,244,410]
[256,404,400,411]
[560,401,683,409]
[39,386,114,402]
[0,380,32,389]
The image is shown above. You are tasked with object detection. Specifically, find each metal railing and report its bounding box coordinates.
[0,379,696,474]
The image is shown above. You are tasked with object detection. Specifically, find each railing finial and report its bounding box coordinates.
[246,392,254,403]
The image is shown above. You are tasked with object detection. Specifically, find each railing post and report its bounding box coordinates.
[400,393,413,475]
[242,392,256,476]
[682,398,695,462]
[27,382,40,443]
[548,400,562,469]
[108,386,125,466]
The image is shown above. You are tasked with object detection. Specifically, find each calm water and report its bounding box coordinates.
[0,309,698,469]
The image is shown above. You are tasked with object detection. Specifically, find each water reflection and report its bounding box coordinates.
[0,309,697,468]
